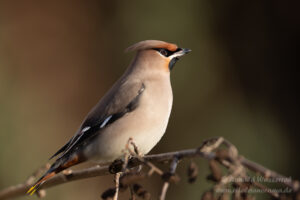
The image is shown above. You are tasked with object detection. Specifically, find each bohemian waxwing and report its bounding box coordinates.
[27,40,191,195]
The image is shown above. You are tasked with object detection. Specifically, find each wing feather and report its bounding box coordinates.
[49,82,145,159]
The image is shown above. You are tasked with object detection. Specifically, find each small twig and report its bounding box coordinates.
[241,157,299,190]
[199,137,224,153]
[113,172,121,200]
[169,157,179,174]
[159,157,179,200]
[159,183,169,200]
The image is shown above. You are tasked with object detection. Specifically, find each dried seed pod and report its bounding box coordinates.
[201,190,216,200]
[101,188,116,200]
[161,172,180,183]
[133,184,151,200]
[109,159,123,174]
[209,160,222,182]
[187,161,198,183]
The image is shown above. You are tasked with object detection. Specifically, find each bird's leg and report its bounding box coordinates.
[125,138,163,176]
[110,141,135,200]
[126,138,141,157]
[122,151,130,172]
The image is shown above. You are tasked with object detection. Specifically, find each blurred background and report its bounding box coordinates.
[0,0,299,199]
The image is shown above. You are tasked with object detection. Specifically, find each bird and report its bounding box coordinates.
[27,40,191,195]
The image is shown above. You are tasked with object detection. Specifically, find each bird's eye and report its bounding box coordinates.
[158,48,168,57]
[153,48,171,57]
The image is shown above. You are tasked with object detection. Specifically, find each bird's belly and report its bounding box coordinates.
[87,89,173,163]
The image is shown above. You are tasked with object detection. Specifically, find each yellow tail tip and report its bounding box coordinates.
[27,186,37,195]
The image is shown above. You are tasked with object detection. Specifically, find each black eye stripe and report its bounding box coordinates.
[153,48,173,57]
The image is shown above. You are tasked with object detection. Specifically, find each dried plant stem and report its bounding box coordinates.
[113,172,121,200]
[159,183,169,200]
[159,157,179,200]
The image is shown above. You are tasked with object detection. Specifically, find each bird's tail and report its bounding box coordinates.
[27,170,56,195]
[27,153,85,195]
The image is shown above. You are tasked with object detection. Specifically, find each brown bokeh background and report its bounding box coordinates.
[0,1,299,199]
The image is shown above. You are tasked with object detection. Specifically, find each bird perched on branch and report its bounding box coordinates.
[27,40,191,195]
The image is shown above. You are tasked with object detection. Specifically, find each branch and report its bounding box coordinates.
[0,137,298,200]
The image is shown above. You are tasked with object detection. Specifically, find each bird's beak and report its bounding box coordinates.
[170,48,192,59]
[178,48,192,56]
[168,48,191,70]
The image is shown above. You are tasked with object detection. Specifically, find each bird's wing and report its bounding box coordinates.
[50,80,145,159]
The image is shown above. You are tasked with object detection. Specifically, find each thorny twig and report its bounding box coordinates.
[0,137,299,200]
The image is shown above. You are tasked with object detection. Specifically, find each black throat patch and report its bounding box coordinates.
[169,58,179,70]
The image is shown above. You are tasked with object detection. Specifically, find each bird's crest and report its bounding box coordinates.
[125,40,178,53]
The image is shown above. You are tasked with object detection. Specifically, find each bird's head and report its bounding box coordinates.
[126,40,191,72]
